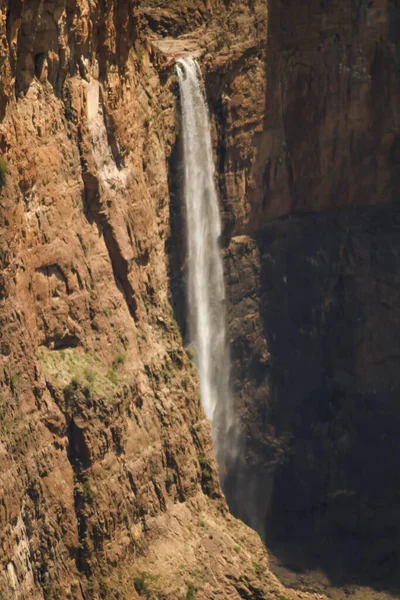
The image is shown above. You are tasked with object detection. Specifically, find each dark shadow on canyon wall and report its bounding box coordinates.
[224,203,400,595]
[257,205,400,594]
[389,0,400,201]
[218,0,400,594]
[166,126,188,342]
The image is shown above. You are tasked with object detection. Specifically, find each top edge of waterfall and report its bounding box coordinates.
[176,55,195,63]
[175,57,202,81]
[175,56,199,68]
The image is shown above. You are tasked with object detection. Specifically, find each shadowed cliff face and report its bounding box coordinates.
[202,0,400,595]
[207,0,400,234]
[225,205,400,591]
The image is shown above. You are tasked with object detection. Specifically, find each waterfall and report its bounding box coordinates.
[176,57,236,476]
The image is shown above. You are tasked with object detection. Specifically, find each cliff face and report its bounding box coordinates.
[0,0,399,599]
[200,0,400,595]
[0,2,301,599]
[207,0,400,234]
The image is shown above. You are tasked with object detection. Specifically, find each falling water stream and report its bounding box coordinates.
[176,57,236,475]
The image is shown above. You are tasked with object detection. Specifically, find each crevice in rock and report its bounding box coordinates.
[35,264,70,294]
[64,389,95,573]
[78,134,139,321]
[166,129,188,341]
[44,333,80,350]
[34,52,46,80]
[67,419,91,470]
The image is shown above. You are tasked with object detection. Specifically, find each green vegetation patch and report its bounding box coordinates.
[198,454,215,496]
[39,347,124,398]
[81,473,95,503]
[112,353,126,370]
[253,561,265,579]
[186,582,196,600]
[106,368,119,386]
[0,156,8,188]
[133,572,160,596]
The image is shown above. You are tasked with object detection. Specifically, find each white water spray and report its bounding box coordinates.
[176,57,236,472]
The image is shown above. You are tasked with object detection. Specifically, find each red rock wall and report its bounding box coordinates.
[0,2,299,599]
[207,0,400,235]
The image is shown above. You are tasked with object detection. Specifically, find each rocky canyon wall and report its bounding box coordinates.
[200,0,400,593]
[207,0,400,234]
[0,1,313,599]
[0,0,399,598]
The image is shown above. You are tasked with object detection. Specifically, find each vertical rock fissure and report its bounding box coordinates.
[176,57,237,482]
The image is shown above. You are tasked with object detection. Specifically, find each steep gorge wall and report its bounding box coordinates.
[0,0,399,597]
[200,0,400,591]
[0,2,308,599]
[207,0,400,234]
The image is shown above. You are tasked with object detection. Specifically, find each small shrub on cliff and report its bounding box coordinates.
[101,305,113,318]
[197,454,214,496]
[165,471,174,485]
[253,561,264,579]
[185,347,195,362]
[186,582,196,600]
[64,377,79,397]
[162,369,171,383]
[0,157,8,188]
[9,374,18,395]
[112,353,126,370]
[170,316,179,333]
[81,474,94,503]
[84,369,95,384]
[106,368,118,385]
[133,572,159,596]
[133,573,147,594]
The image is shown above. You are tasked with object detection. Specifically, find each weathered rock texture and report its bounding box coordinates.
[189,0,400,596]
[158,10,400,590]
[1,0,399,598]
[0,1,317,599]
[207,0,400,234]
